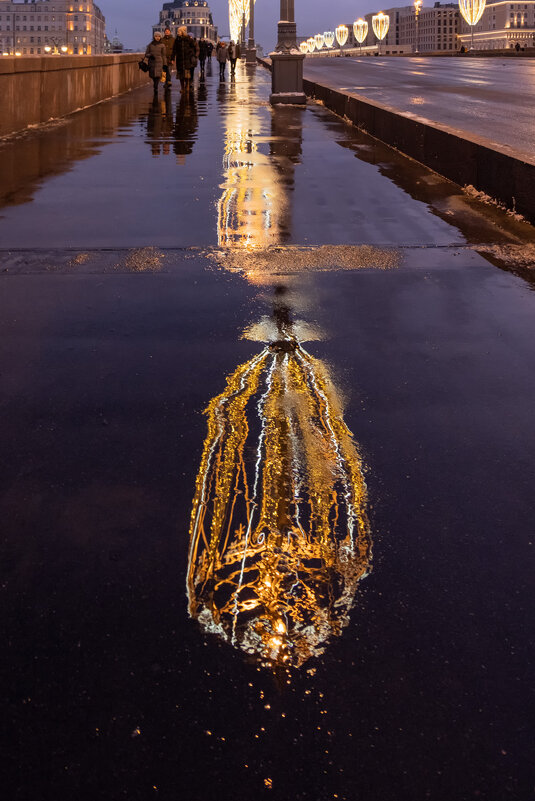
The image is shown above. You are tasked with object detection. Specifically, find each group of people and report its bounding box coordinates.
[144,27,214,95]
[144,27,242,96]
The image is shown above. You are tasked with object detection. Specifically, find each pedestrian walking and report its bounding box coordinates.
[173,26,196,92]
[161,26,175,87]
[217,41,228,81]
[144,31,166,97]
[199,38,208,79]
[228,40,241,76]
[207,41,214,60]
[190,37,200,82]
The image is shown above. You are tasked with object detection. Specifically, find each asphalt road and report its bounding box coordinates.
[304,56,535,161]
[1,65,534,801]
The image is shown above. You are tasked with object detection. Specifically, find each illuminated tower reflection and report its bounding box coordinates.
[187,295,372,668]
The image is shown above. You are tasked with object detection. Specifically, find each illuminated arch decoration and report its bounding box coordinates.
[229,0,256,44]
[187,322,372,668]
[372,12,390,42]
[307,36,316,51]
[324,31,335,48]
[353,18,368,45]
[335,24,349,48]
[315,33,325,50]
[299,41,309,54]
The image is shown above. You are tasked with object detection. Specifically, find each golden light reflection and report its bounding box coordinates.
[216,82,298,251]
[187,310,372,668]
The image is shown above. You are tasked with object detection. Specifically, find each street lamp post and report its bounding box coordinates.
[270,0,306,105]
[246,0,256,62]
[458,0,486,50]
[414,0,422,53]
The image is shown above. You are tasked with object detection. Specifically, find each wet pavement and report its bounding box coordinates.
[1,65,535,801]
[304,56,535,161]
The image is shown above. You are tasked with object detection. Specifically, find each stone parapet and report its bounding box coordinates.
[0,54,149,138]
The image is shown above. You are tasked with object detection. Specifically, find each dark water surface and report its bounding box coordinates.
[1,66,534,801]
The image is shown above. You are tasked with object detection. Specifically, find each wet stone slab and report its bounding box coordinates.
[1,64,534,801]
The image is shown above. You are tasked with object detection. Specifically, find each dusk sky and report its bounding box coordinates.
[102,0,374,51]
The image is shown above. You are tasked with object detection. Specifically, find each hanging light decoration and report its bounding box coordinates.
[299,40,309,54]
[229,0,256,44]
[372,12,390,52]
[335,24,349,48]
[353,18,368,45]
[315,33,325,50]
[458,0,486,49]
[307,36,316,51]
[324,31,335,48]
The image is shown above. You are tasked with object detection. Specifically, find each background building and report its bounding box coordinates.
[0,0,105,56]
[458,1,535,49]
[153,0,218,43]
[398,2,459,52]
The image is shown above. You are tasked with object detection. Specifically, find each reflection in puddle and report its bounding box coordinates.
[187,300,372,668]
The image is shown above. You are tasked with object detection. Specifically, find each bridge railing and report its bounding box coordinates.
[1,53,149,138]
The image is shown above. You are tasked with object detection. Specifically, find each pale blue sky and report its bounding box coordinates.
[102,0,376,51]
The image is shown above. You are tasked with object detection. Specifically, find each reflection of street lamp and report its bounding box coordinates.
[372,12,389,54]
[458,0,486,50]
[324,31,335,48]
[353,18,368,55]
[335,24,348,55]
[414,0,422,53]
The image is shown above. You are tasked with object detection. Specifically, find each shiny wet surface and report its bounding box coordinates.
[1,66,535,801]
[304,56,535,161]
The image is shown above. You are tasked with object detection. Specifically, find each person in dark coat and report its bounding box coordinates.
[161,27,175,87]
[207,41,214,59]
[172,26,196,92]
[190,37,200,82]
[144,31,166,97]
[228,40,241,76]
[199,38,208,79]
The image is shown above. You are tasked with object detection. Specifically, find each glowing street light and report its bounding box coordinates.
[335,24,349,56]
[413,0,423,52]
[299,41,309,54]
[353,18,368,55]
[315,33,324,50]
[458,0,486,50]
[324,31,335,48]
[307,36,316,52]
[372,12,389,54]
